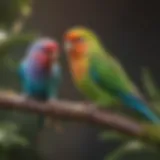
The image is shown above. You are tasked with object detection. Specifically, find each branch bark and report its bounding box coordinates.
[0,91,159,146]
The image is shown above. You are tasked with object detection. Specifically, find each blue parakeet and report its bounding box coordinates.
[19,38,62,129]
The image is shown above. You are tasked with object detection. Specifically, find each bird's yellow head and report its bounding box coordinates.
[64,26,98,59]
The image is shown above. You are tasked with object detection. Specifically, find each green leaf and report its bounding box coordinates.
[105,141,150,160]
[0,0,32,28]
[0,32,37,72]
[99,130,127,142]
[0,30,8,42]
[141,68,159,100]
[0,32,37,57]
[141,68,160,115]
[3,56,18,71]
[0,121,29,149]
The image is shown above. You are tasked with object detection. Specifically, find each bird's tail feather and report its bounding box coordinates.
[120,93,160,123]
[140,106,160,123]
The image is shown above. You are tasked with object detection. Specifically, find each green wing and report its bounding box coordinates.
[89,50,137,96]
[74,53,122,107]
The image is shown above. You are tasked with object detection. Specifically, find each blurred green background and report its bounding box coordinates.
[0,0,160,160]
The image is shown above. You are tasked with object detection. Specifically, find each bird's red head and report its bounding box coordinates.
[31,39,60,69]
[43,41,59,54]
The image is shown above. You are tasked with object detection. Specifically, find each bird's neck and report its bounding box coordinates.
[69,56,88,81]
[28,59,52,77]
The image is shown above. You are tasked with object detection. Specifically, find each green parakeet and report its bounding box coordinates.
[63,26,160,123]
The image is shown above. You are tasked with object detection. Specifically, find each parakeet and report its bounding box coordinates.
[19,38,62,129]
[63,26,160,123]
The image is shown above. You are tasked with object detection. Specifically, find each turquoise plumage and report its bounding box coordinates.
[19,38,62,129]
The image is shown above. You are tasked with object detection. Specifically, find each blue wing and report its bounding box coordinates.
[118,92,160,123]
[49,63,62,99]
[18,60,27,92]
[19,61,25,81]
[19,60,49,100]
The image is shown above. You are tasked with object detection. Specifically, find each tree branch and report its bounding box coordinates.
[0,91,159,146]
